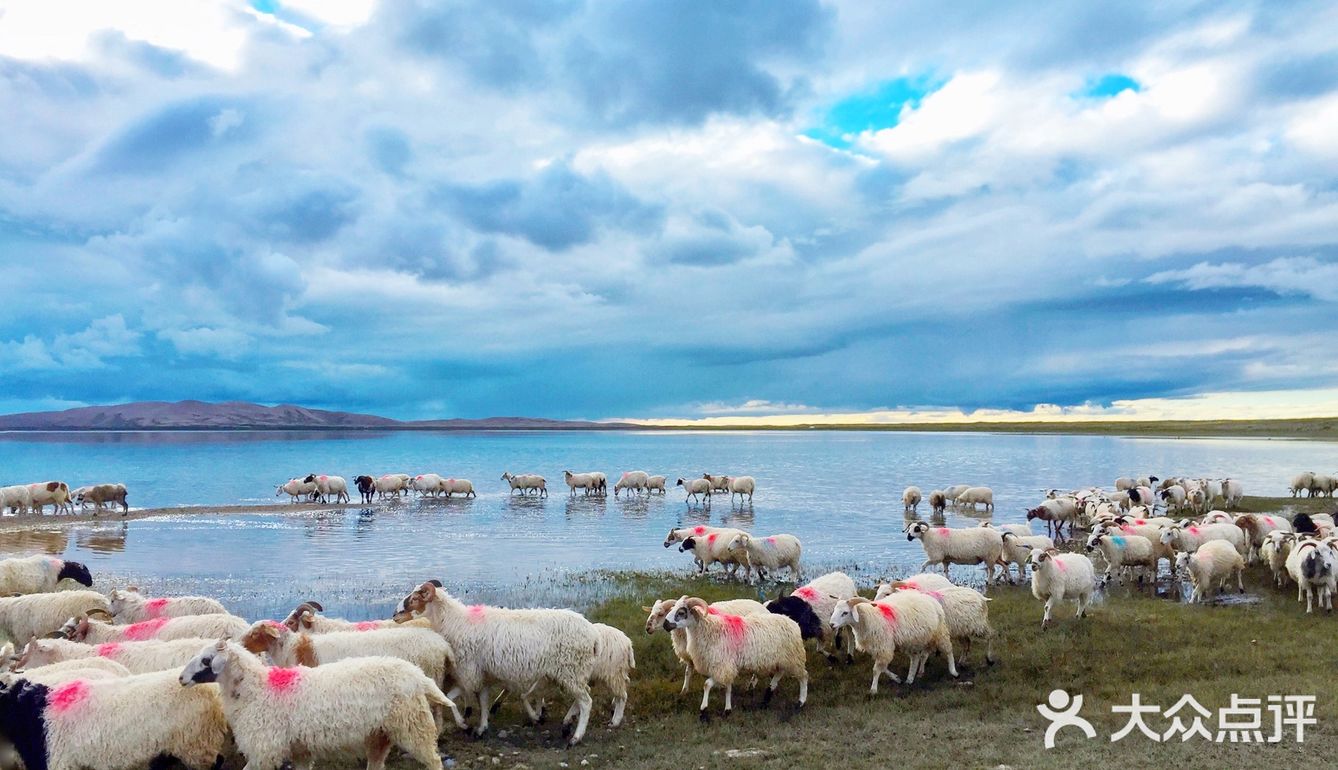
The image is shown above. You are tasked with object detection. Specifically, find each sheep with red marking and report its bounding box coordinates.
[304,474,349,504]
[394,580,600,745]
[0,591,108,644]
[1175,540,1245,603]
[15,636,217,674]
[237,621,456,696]
[1234,513,1293,563]
[881,584,995,666]
[614,470,650,497]
[644,598,765,694]
[829,594,957,691]
[108,587,228,623]
[62,611,248,644]
[662,596,807,719]
[0,555,93,595]
[3,657,131,683]
[874,573,955,600]
[0,667,228,770]
[665,526,748,575]
[764,571,857,662]
[281,601,427,634]
[905,521,1004,585]
[1159,522,1247,557]
[276,477,317,502]
[439,477,475,498]
[180,639,455,770]
[1028,548,1096,628]
[374,474,410,499]
[723,532,802,583]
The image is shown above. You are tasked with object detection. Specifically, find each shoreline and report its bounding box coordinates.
[0,500,376,532]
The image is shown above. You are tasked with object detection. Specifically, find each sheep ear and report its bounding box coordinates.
[214,639,228,651]
[428,579,443,588]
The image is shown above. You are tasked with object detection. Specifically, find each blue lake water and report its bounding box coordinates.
[0,430,1331,621]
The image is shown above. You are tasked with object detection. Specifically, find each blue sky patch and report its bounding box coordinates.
[1081,73,1140,98]
[803,74,943,148]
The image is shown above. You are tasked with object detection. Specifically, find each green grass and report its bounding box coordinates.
[369,497,1338,769]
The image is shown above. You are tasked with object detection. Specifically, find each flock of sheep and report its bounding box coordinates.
[0,468,1333,770]
[275,471,759,505]
[0,482,127,517]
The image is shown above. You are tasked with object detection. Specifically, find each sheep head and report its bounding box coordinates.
[393,580,440,621]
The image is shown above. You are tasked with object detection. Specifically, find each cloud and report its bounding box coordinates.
[1145,257,1338,302]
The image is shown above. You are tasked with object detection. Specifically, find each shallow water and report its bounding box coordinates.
[0,430,1330,620]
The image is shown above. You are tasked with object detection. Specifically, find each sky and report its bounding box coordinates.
[1,1,1336,424]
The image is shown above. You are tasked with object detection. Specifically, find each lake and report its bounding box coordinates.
[0,430,1330,621]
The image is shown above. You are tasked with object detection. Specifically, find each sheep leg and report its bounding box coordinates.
[723,682,734,714]
[680,661,693,694]
[1041,596,1055,628]
[1236,568,1245,594]
[905,655,919,685]
[609,690,628,727]
[699,677,715,719]
[561,681,593,745]
[474,686,491,736]
[939,634,958,677]
[365,731,392,770]
[1076,592,1090,618]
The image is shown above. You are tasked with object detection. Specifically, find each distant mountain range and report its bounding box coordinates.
[0,401,634,431]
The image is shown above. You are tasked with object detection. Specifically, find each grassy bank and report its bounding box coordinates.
[373,496,1337,770]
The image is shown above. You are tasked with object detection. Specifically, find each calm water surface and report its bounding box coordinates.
[0,430,1331,620]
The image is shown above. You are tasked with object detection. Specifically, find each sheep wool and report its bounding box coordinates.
[830,594,956,691]
[1175,540,1245,604]
[0,556,93,596]
[108,588,228,623]
[0,591,108,645]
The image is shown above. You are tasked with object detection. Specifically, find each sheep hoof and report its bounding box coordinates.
[845,654,855,665]
[825,654,839,665]
[761,689,774,707]
[986,654,996,666]
[722,708,732,718]
[561,722,574,740]
[493,701,505,716]
[464,707,474,718]
[698,709,710,723]
[536,706,546,723]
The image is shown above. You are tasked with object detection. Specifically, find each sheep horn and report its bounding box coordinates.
[85,608,114,620]
[295,601,324,613]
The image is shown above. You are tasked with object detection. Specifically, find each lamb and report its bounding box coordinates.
[1175,540,1245,603]
[440,478,475,498]
[74,483,129,515]
[955,486,994,512]
[998,531,1054,583]
[724,532,802,583]
[0,555,93,595]
[237,621,456,696]
[1234,513,1293,563]
[763,571,857,661]
[0,668,228,770]
[1084,531,1157,584]
[722,475,756,503]
[1290,472,1315,497]
[181,640,458,770]
[676,477,712,503]
[644,598,766,694]
[501,472,547,497]
[281,601,428,634]
[0,591,108,644]
[304,474,350,504]
[1028,548,1096,628]
[902,486,922,514]
[662,596,807,718]
[1159,522,1247,557]
[928,490,947,514]
[905,521,1003,585]
[829,594,956,690]
[14,636,218,674]
[26,482,73,515]
[646,475,667,495]
[63,611,249,644]
[394,580,599,745]
[563,471,601,496]
[412,473,445,497]
[108,587,228,623]
[614,471,650,497]
[276,477,317,503]
[1286,540,1336,613]
[882,584,995,666]
[0,485,31,515]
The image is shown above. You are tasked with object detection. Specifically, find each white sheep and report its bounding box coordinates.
[374,474,410,498]
[411,473,445,497]
[563,470,601,496]
[873,573,955,599]
[394,580,599,745]
[721,475,756,503]
[646,475,667,494]
[1099,521,1177,575]
[303,474,349,504]
[180,640,458,770]
[613,471,650,497]
[644,598,766,694]
[955,486,994,512]
[905,521,1003,585]
[675,529,750,576]
[501,472,547,497]
[108,588,228,623]
[1221,478,1244,508]
[527,622,634,729]
[902,486,922,514]
[829,594,957,690]
[927,490,947,514]
[1260,531,1295,587]
[276,477,317,502]
[15,636,218,674]
[0,485,31,515]
[1026,497,1079,540]
[663,596,808,718]
[885,584,995,666]
[238,621,456,694]
[439,477,476,498]
[4,656,131,682]
[1175,541,1245,603]
[63,611,249,644]
[676,477,712,503]
[1286,539,1336,613]
[1291,472,1315,497]
[281,602,429,634]
[1159,522,1247,557]
[1028,548,1096,628]
[2,668,227,770]
[942,484,970,503]
[0,555,93,595]
[1233,513,1293,563]
[1312,474,1338,497]
[1084,531,1157,584]
[998,531,1054,583]
[724,533,802,583]
[0,591,108,644]
[703,474,731,493]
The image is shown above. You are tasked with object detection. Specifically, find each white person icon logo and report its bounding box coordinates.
[1037,689,1097,748]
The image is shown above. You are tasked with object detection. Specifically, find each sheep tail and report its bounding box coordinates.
[426,681,467,730]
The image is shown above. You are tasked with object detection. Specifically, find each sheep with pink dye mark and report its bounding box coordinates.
[61,611,248,644]
[0,590,108,644]
[281,601,430,634]
[180,639,457,770]
[14,636,218,675]
[644,597,766,694]
[765,571,857,661]
[829,593,957,691]
[905,521,1004,586]
[1028,548,1096,628]
[662,596,807,719]
[614,470,650,497]
[723,532,802,583]
[108,587,228,623]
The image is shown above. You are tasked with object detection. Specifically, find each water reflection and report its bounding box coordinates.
[0,528,68,554]
[75,524,128,554]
